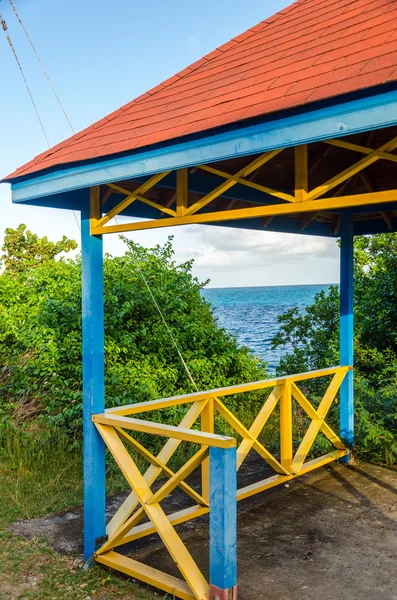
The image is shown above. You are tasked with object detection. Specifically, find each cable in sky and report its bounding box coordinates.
[8,0,75,135]
[0,10,51,147]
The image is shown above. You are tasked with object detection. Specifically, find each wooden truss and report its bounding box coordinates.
[93,366,349,600]
[89,134,397,235]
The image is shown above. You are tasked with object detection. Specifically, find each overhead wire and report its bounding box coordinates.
[0,9,50,146]
[2,1,194,388]
[8,0,75,135]
[1,0,80,230]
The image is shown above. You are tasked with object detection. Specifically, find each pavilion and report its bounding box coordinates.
[3,0,397,598]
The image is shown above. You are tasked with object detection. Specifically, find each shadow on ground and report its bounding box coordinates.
[11,459,397,600]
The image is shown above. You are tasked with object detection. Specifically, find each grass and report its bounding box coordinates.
[0,426,161,600]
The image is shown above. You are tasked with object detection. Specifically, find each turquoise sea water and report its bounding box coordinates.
[202,285,331,371]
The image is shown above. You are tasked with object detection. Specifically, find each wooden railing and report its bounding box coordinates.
[93,365,350,600]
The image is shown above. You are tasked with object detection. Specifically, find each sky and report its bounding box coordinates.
[0,0,340,287]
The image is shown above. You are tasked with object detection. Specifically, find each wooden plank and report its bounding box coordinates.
[96,552,197,600]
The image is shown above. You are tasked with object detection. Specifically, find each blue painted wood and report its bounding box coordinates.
[81,193,106,561]
[340,212,354,460]
[209,446,237,591]
[10,84,397,203]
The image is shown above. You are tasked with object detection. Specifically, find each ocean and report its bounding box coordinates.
[202,284,331,371]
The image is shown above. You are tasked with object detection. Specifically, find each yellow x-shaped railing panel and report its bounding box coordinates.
[93,366,350,600]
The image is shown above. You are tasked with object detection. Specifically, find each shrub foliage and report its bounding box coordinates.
[272,234,397,464]
[0,225,266,433]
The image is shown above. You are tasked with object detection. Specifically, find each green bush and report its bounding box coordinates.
[0,225,266,438]
[272,233,397,465]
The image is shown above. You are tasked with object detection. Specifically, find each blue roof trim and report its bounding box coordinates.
[9,83,397,204]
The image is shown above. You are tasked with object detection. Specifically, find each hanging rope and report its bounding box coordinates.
[115,220,198,392]
[133,256,199,392]
[8,0,75,134]
[1,11,50,146]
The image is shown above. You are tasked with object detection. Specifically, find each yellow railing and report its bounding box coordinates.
[93,365,349,600]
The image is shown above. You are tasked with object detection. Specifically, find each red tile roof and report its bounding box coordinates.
[5,0,397,181]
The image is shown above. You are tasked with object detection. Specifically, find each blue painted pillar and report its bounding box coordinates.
[209,446,237,600]
[340,212,354,461]
[81,189,106,561]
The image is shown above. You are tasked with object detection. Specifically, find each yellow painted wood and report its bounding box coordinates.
[119,505,210,546]
[324,139,397,164]
[200,397,214,502]
[96,505,146,555]
[106,400,208,536]
[291,382,346,451]
[236,385,283,469]
[96,552,197,600]
[214,397,288,475]
[237,449,348,501]
[91,190,397,234]
[280,380,293,474]
[291,371,346,473]
[148,447,208,505]
[295,145,308,202]
[97,424,209,600]
[106,182,177,216]
[93,413,235,448]
[198,163,295,203]
[90,186,101,228]
[307,135,397,201]
[184,149,284,216]
[177,168,188,216]
[95,171,171,228]
[116,427,208,507]
[107,366,349,416]
[107,395,205,416]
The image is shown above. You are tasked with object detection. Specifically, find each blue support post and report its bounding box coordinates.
[81,188,106,561]
[209,446,237,600]
[340,212,354,462]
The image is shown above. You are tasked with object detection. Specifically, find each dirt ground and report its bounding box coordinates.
[11,459,397,600]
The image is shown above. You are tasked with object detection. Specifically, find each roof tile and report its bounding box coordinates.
[5,0,397,181]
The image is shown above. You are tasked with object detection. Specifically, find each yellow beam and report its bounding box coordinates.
[307,136,397,201]
[93,413,236,448]
[96,424,209,600]
[116,427,208,507]
[198,164,295,203]
[295,145,308,202]
[324,139,397,164]
[291,382,346,451]
[96,505,146,555]
[119,505,210,546]
[96,552,197,600]
[91,190,397,235]
[237,449,348,501]
[107,395,205,416]
[236,385,283,469]
[177,168,188,216]
[107,182,177,217]
[147,447,208,505]
[90,186,101,229]
[200,397,214,502]
[280,380,293,474]
[291,371,346,473]
[107,366,350,416]
[214,396,288,474]
[185,149,285,216]
[96,170,171,227]
[106,400,208,537]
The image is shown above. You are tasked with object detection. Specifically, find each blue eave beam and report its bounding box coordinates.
[10,84,397,204]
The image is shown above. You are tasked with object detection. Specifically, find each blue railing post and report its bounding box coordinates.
[209,446,237,600]
[340,212,354,462]
[81,188,106,561]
